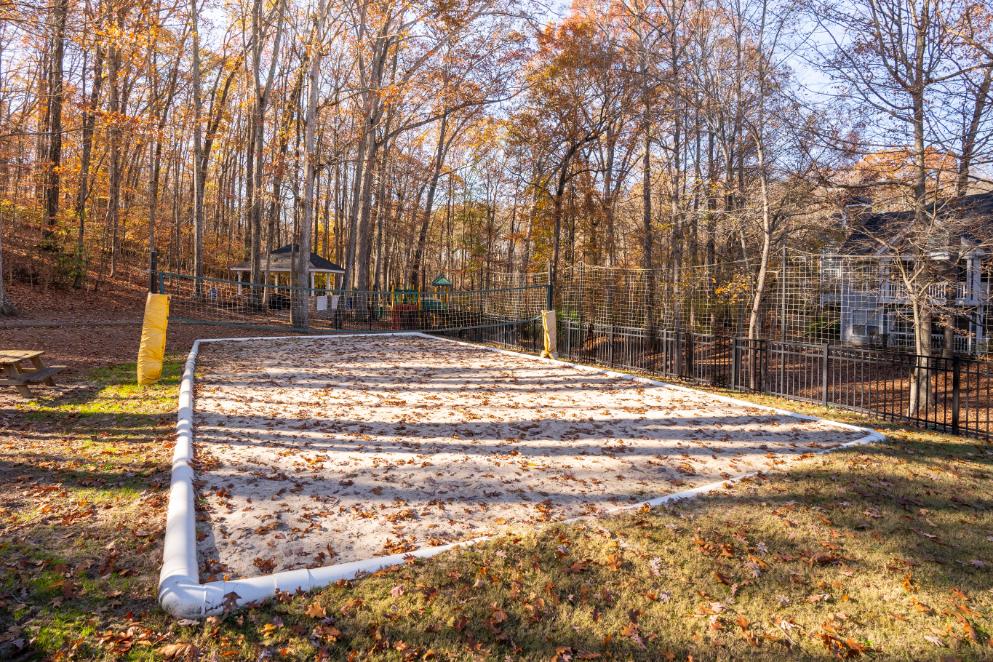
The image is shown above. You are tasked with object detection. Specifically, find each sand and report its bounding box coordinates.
[191,334,864,579]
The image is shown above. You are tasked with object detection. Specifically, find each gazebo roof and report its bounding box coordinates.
[431,274,452,287]
[230,245,344,273]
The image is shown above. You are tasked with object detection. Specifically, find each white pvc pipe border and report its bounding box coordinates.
[159,331,884,618]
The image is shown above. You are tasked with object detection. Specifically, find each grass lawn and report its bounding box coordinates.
[1,355,991,660]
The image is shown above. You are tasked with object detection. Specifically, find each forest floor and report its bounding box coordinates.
[0,280,303,375]
[1,291,993,660]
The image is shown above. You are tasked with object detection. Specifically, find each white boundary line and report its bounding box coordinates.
[158,332,884,618]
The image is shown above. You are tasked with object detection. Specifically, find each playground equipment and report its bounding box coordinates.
[384,277,453,329]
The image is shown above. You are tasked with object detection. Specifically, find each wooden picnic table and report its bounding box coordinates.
[0,350,63,397]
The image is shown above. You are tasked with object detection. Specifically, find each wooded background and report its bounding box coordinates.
[1,0,991,323]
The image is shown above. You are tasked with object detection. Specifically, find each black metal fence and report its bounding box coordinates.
[556,319,993,441]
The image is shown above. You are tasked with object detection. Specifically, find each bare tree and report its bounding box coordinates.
[40,0,68,250]
[292,0,329,327]
[817,0,992,412]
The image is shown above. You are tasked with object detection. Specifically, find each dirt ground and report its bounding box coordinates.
[192,334,868,579]
[0,280,305,377]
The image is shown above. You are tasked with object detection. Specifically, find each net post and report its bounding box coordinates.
[540,310,557,359]
[149,250,158,294]
[545,260,554,311]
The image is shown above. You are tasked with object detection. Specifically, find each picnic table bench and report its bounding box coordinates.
[0,350,63,397]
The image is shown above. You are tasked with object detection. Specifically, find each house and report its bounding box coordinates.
[825,191,993,354]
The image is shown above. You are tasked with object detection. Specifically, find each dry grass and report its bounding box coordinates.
[1,354,992,660]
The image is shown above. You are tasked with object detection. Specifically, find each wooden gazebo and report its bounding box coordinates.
[229,244,344,291]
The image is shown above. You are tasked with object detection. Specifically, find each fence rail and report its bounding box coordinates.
[555,319,993,441]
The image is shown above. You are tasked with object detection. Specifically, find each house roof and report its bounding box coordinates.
[230,245,344,273]
[840,191,993,254]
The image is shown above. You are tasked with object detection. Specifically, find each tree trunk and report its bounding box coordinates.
[0,216,15,315]
[957,67,991,197]
[342,130,370,289]
[355,138,379,291]
[104,14,123,279]
[409,110,448,287]
[41,0,68,250]
[292,0,327,328]
[189,0,205,294]
[73,43,103,288]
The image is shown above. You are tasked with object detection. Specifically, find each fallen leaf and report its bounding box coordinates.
[304,601,326,618]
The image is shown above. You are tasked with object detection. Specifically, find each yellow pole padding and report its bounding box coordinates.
[541,310,557,359]
[137,292,171,385]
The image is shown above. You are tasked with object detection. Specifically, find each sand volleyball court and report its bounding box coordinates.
[190,334,867,579]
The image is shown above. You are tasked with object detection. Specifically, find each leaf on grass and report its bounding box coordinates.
[817,631,868,658]
[313,623,342,642]
[957,614,978,642]
[157,643,198,660]
[489,607,507,627]
[567,559,589,574]
[810,553,840,566]
[304,601,326,618]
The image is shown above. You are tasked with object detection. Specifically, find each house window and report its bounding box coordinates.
[851,263,877,292]
[852,308,879,336]
[889,310,914,336]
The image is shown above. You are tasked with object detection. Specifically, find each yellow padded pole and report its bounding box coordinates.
[137,292,171,385]
[541,310,557,359]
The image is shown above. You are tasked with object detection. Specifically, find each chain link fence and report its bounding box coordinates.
[557,255,992,356]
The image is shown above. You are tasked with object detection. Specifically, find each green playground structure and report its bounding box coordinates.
[385,282,452,328]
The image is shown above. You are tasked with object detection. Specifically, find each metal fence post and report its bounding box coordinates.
[822,343,830,406]
[686,331,696,379]
[149,250,158,293]
[608,325,615,366]
[731,338,740,390]
[758,339,767,392]
[951,355,961,435]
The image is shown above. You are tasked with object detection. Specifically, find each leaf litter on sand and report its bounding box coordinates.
[192,334,866,579]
